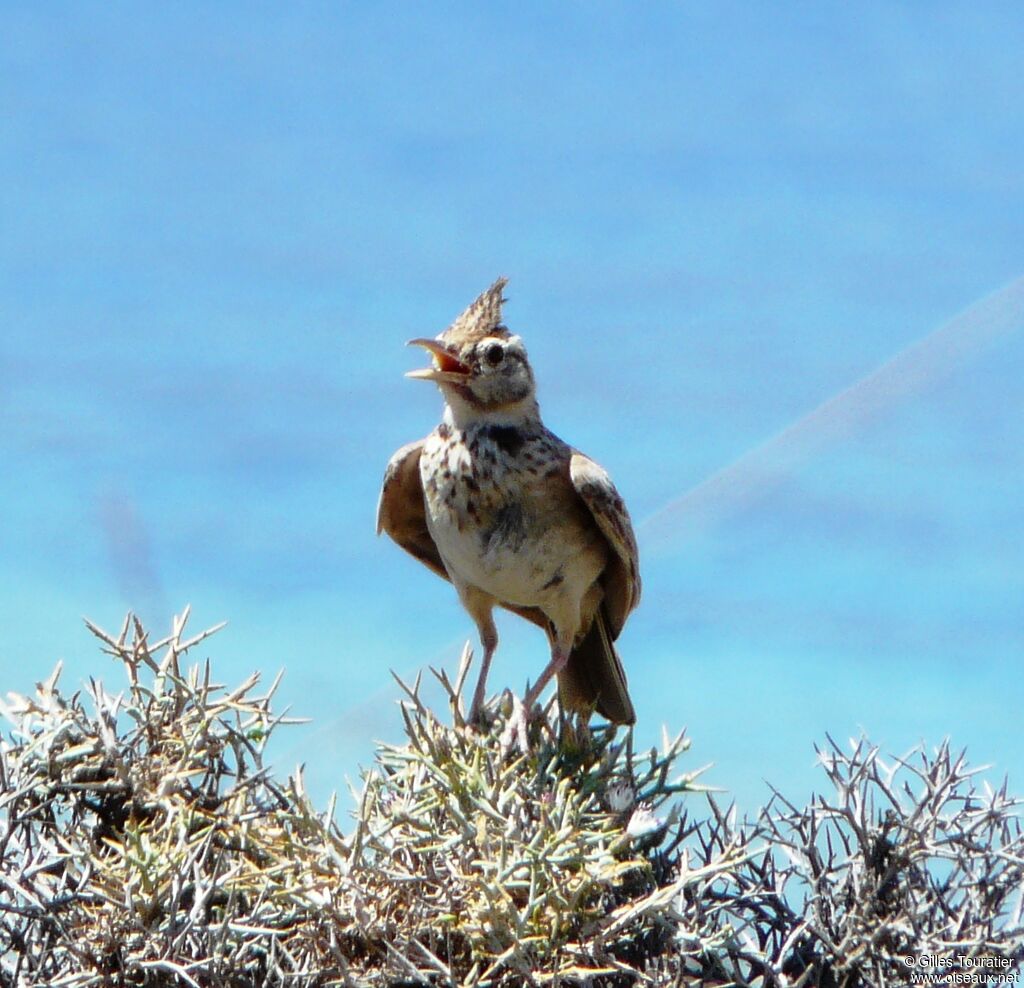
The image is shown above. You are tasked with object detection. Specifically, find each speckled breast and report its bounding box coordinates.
[419,423,604,607]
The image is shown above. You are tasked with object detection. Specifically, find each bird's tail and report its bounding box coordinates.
[558,603,635,725]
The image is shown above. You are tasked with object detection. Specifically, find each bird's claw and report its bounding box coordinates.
[499,693,532,755]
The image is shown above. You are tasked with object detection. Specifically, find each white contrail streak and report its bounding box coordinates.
[641,275,1024,552]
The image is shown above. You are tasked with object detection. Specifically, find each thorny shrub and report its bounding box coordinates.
[0,612,1021,986]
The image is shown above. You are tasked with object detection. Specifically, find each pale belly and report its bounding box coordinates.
[427,505,601,609]
[420,433,606,611]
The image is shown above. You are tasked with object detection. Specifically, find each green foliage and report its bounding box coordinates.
[346,655,725,984]
[1,613,1022,986]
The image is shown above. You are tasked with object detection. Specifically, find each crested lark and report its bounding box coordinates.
[377,278,641,744]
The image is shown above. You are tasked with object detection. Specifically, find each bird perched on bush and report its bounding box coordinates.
[377,278,640,747]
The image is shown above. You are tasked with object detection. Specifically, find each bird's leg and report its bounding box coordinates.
[521,642,570,714]
[461,589,498,725]
[502,629,573,754]
[468,621,498,725]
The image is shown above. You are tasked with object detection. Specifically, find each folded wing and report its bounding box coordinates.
[569,452,642,637]
[377,439,549,630]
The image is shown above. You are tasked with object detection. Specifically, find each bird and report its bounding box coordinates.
[376,278,641,745]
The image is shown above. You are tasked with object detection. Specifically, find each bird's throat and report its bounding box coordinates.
[441,392,542,432]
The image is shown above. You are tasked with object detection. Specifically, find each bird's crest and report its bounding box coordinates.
[442,277,510,346]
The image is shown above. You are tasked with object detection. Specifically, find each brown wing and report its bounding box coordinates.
[569,452,641,638]
[376,440,449,580]
[376,439,548,631]
[558,603,636,724]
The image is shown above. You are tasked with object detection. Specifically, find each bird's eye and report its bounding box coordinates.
[484,343,504,366]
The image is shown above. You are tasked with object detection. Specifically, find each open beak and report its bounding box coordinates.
[405,338,471,383]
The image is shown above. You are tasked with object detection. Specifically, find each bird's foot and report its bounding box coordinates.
[499,692,534,755]
[466,697,496,731]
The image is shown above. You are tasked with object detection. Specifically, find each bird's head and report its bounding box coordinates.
[406,278,537,415]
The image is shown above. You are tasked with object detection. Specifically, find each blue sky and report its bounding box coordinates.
[3,5,1022,815]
